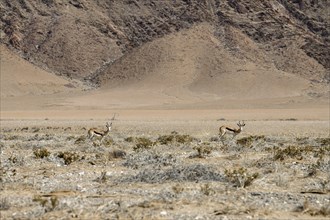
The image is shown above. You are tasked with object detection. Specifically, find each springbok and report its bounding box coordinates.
[219,121,246,140]
[88,114,117,143]
[88,122,112,142]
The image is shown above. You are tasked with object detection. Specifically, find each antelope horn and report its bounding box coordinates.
[111,113,117,121]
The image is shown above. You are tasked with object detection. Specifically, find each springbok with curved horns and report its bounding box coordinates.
[219,121,246,140]
[88,122,112,142]
[88,114,117,142]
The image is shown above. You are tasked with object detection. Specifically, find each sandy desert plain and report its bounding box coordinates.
[1,45,330,220]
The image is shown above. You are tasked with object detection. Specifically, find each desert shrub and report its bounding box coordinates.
[236,135,266,148]
[192,144,213,158]
[4,135,19,140]
[316,137,330,147]
[280,118,298,121]
[200,183,215,196]
[273,145,321,161]
[156,132,195,145]
[94,171,108,183]
[124,137,135,142]
[120,164,224,183]
[157,134,175,145]
[31,127,40,133]
[295,200,330,217]
[57,151,80,165]
[33,195,48,207]
[33,195,59,212]
[133,137,154,151]
[102,137,115,147]
[0,198,10,211]
[109,149,127,159]
[123,151,178,169]
[74,135,86,145]
[176,134,194,144]
[296,137,309,144]
[224,167,259,188]
[210,136,219,142]
[8,154,24,166]
[33,148,50,159]
[308,157,330,173]
[172,184,184,194]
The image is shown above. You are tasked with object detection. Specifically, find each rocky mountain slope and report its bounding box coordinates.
[1,0,329,89]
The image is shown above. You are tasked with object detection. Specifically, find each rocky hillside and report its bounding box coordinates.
[1,0,329,86]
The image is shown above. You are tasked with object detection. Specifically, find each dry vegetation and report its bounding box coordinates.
[0,120,329,219]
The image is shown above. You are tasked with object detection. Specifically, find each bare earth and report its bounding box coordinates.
[1,33,330,219]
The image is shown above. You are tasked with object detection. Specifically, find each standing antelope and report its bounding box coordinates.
[88,122,112,142]
[219,121,246,140]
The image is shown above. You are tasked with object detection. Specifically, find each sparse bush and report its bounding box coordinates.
[57,151,80,165]
[210,136,219,142]
[120,164,224,183]
[280,118,298,121]
[193,144,213,158]
[66,135,76,141]
[225,167,259,188]
[200,183,215,196]
[94,171,108,183]
[133,137,154,151]
[74,135,86,144]
[316,137,330,147]
[33,195,48,207]
[31,127,40,133]
[172,184,184,194]
[157,134,175,145]
[33,148,50,159]
[273,145,316,161]
[176,134,194,144]
[4,135,19,140]
[123,151,178,169]
[295,199,330,217]
[156,133,195,145]
[102,137,114,147]
[33,195,59,212]
[236,135,266,148]
[0,198,10,210]
[109,149,127,159]
[8,154,24,166]
[124,137,135,142]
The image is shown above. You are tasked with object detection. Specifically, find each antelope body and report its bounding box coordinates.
[88,122,112,142]
[219,121,245,140]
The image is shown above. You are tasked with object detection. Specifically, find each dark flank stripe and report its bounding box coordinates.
[94,131,104,136]
[226,127,236,132]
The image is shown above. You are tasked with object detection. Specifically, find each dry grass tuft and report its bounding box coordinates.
[57,151,81,165]
[33,148,50,159]
[120,164,224,183]
[225,167,259,188]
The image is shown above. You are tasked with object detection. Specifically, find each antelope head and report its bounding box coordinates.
[237,121,246,129]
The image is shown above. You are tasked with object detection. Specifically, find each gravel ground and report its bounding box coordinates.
[0,119,329,219]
